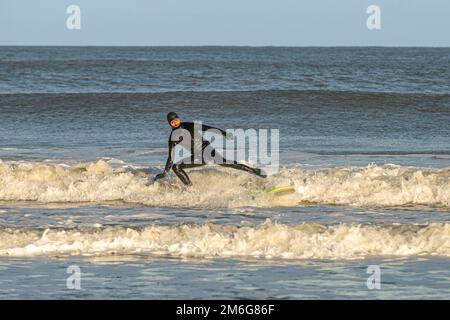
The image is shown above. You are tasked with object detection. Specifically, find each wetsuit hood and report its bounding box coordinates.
[167,112,179,123]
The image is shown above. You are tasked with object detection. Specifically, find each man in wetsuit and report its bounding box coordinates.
[154,112,266,186]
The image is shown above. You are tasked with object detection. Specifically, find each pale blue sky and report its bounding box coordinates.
[0,0,449,46]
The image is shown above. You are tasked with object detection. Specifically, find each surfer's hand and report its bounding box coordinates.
[154,172,167,181]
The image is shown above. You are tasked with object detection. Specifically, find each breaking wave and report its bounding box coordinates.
[1,221,449,259]
[0,159,449,209]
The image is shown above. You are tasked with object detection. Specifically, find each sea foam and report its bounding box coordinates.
[0,160,449,208]
[1,221,449,259]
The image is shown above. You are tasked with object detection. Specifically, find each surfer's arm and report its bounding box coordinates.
[163,152,173,174]
[154,139,177,180]
[201,124,232,139]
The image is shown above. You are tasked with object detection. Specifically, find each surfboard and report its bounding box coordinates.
[265,185,295,195]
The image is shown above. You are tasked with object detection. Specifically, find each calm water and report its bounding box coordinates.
[0,47,449,299]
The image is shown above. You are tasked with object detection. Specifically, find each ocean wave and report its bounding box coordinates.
[1,221,449,259]
[0,160,449,209]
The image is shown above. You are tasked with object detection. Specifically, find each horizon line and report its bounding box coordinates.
[1,44,450,48]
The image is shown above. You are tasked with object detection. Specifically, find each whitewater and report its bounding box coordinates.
[1,221,449,259]
[0,159,448,209]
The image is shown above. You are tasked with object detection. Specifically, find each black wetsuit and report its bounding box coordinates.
[155,122,263,186]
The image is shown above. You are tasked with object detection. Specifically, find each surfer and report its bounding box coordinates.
[154,112,266,186]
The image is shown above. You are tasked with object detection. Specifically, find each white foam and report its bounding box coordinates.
[1,221,449,259]
[0,160,448,208]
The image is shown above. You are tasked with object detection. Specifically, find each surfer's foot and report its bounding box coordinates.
[254,168,267,178]
[179,179,193,187]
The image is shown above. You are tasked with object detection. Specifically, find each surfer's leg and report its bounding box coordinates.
[172,159,205,186]
[219,161,266,177]
[172,163,192,186]
[211,149,266,177]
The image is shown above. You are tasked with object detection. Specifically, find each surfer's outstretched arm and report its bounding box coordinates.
[154,139,176,181]
[201,124,228,136]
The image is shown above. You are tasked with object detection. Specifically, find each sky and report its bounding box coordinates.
[0,0,449,46]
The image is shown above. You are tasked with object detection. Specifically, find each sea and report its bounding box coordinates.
[0,46,449,299]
